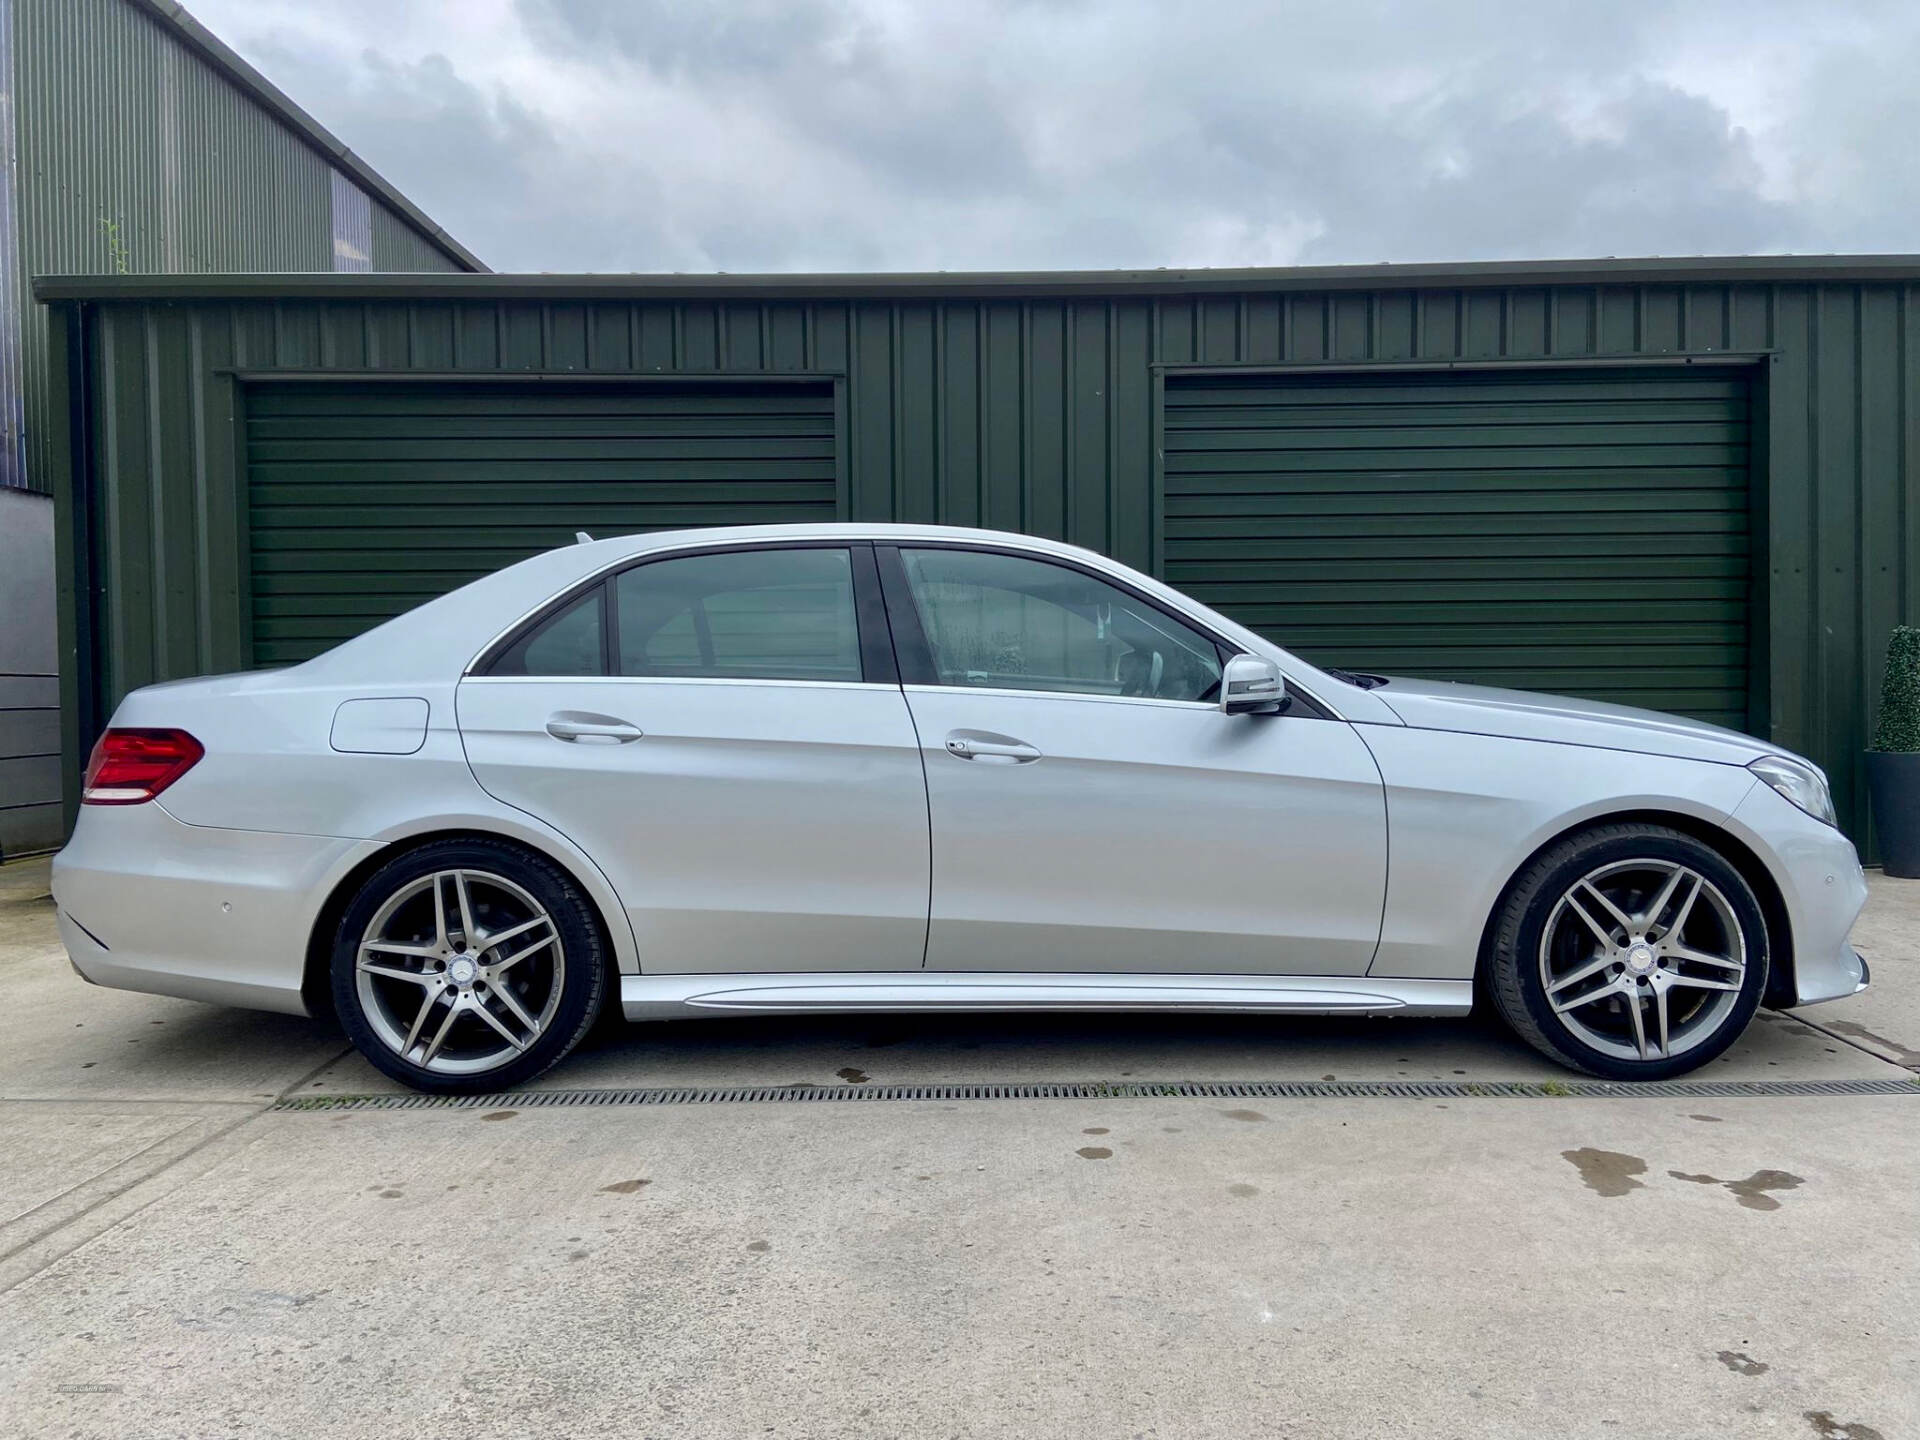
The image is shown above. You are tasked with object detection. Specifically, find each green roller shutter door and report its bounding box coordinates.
[244,381,838,665]
[1162,368,1755,729]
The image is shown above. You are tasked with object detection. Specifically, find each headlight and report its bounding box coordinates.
[1748,754,1838,827]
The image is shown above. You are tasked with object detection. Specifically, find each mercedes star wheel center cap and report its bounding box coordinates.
[448,956,479,986]
[1625,944,1656,975]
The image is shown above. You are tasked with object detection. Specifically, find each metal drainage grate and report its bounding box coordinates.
[275,1075,1920,1112]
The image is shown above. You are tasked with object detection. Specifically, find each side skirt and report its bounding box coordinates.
[620,972,1472,1023]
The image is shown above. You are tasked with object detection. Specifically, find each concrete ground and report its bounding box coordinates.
[1,852,1915,1439]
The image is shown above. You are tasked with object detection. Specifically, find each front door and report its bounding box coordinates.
[458,543,930,974]
[879,544,1387,975]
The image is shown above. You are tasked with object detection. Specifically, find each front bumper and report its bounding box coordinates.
[52,802,381,1015]
[1727,781,1869,1007]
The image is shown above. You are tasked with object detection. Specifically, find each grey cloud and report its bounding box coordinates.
[1778,33,1920,251]
[516,0,869,78]
[519,0,1039,199]
[1295,80,1805,262]
[243,40,697,271]
[224,0,1917,273]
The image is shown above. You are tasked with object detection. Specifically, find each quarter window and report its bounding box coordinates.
[899,548,1223,702]
[488,588,606,677]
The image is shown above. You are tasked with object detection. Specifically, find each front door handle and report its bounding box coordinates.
[546,711,643,744]
[944,730,1042,763]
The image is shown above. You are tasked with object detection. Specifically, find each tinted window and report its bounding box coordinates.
[489,587,606,676]
[614,548,862,683]
[900,548,1222,702]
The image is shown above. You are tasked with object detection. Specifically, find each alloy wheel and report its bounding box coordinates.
[1536,857,1747,1063]
[354,868,567,1076]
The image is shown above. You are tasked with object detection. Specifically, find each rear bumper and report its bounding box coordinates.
[51,803,381,1015]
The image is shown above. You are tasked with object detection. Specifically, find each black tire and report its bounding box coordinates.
[1487,823,1769,1080]
[330,838,608,1094]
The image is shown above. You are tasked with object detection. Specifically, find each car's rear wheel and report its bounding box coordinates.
[1487,824,1768,1080]
[330,839,607,1094]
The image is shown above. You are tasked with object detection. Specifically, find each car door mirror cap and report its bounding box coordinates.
[1222,654,1288,715]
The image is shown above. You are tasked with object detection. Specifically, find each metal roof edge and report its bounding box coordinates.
[122,0,489,273]
[31,253,1920,304]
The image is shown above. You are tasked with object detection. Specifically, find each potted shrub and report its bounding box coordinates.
[1867,624,1920,877]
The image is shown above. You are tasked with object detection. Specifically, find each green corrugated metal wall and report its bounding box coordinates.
[1163,368,1755,728]
[245,380,839,663]
[369,204,462,275]
[6,0,472,496]
[52,278,1920,850]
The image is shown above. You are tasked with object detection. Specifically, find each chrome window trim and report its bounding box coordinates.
[900,682,1217,713]
[461,675,903,693]
[883,538,1339,720]
[461,530,1347,720]
[467,538,870,682]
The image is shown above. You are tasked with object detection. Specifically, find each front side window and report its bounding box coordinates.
[614,547,862,683]
[899,548,1223,702]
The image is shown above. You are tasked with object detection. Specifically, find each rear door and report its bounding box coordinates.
[457,543,930,974]
[879,544,1387,976]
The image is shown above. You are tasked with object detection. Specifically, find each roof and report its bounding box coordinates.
[126,0,487,274]
[31,252,1920,304]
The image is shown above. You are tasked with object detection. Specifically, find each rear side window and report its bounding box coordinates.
[487,588,606,676]
[614,548,861,683]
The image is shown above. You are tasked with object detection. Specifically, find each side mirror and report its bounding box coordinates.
[1221,654,1287,715]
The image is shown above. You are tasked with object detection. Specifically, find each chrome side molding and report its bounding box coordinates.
[620,972,1472,1022]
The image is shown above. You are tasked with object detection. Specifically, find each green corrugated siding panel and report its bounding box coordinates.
[7,0,467,495]
[244,380,839,663]
[71,282,1920,845]
[1164,369,1753,727]
[369,203,463,274]
[14,0,312,496]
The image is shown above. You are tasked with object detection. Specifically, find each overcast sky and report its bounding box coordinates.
[186,0,1920,275]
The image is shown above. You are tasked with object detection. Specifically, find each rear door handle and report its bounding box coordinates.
[546,711,643,744]
[944,731,1041,763]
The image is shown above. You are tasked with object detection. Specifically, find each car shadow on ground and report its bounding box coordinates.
[324,994,1876,1093]
[580,999,1533,1060]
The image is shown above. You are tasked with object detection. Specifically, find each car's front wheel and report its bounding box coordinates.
[330,838,607,1093]
[1487,823,1768,1080]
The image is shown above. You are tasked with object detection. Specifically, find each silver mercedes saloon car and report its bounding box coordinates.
[53,524,1868,1092]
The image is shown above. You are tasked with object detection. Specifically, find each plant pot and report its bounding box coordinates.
[1866,750,1920,878]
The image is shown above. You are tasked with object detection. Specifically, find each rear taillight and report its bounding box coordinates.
[82,728,205,805]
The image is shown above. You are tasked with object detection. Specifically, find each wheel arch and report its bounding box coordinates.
[301,825,630,1021]
[1473,808,1796,1010]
